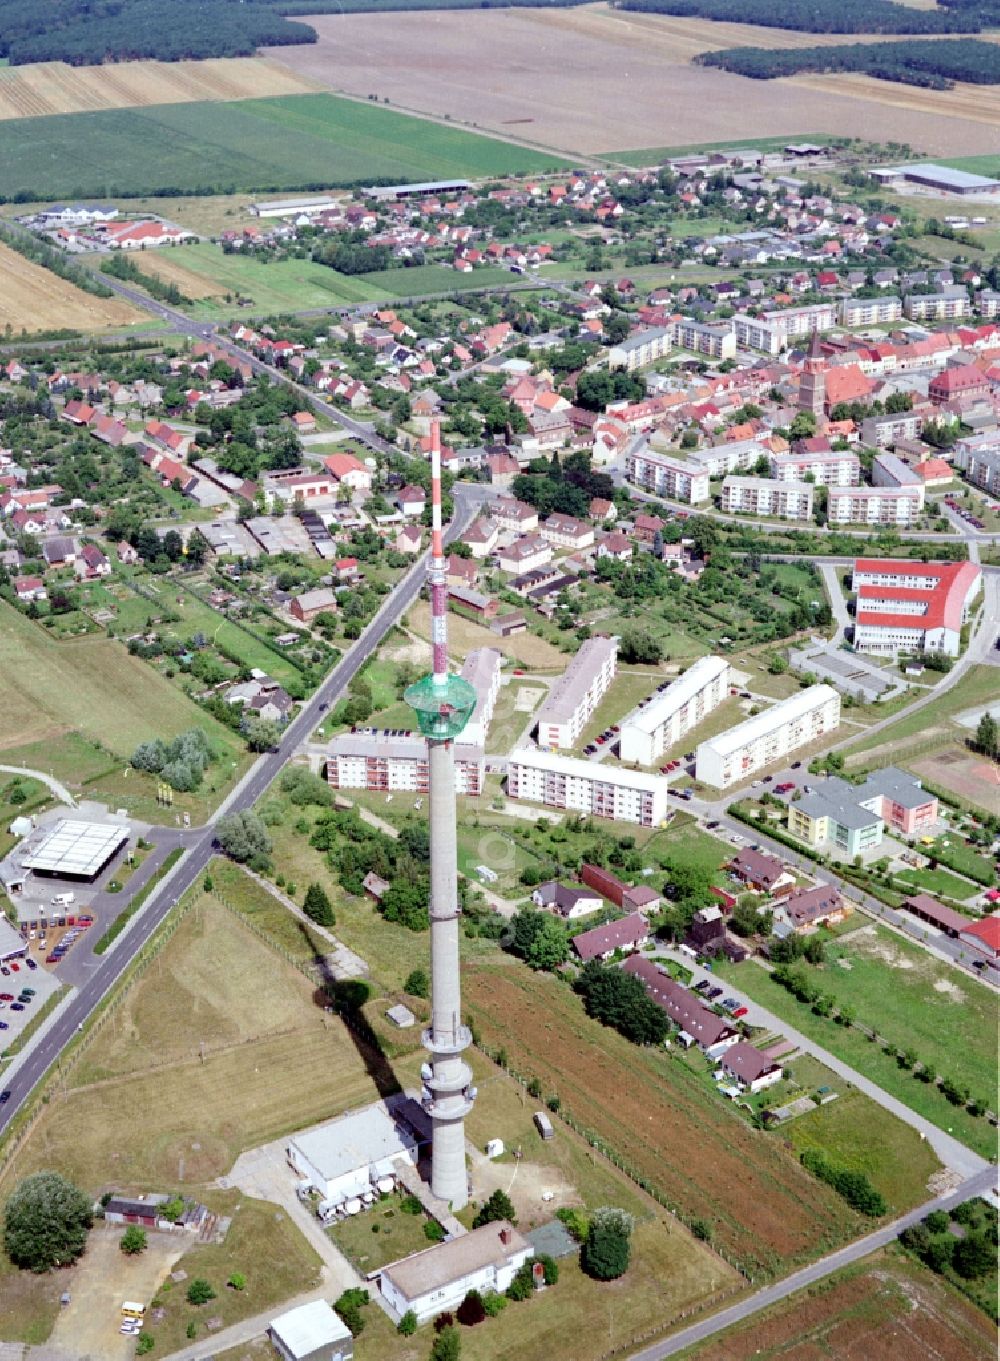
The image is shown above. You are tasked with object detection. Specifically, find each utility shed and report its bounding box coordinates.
[269,1300,353,1361]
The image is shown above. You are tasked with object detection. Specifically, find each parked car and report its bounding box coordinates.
[0,1091,10,1104]
[791,761,802,769]
[707,986,724,1000]
[10,1003,24,1012]
[706,820,719,829]
[732,1006,749,1019]
[24,957,37,971]
[720,997,739,1012]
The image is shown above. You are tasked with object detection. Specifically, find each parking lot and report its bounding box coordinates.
[0,942,61,1046]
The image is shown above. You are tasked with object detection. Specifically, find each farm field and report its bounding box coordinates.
[0,599,240,762]
[0,92,566,201]
[0,56,319,120]
[464,962,861,1278]
[268,6,1000,157]
[715,926,997,1158]
[1,894,383,1194]
[680,1248,996,1361]
[0,239,144,334]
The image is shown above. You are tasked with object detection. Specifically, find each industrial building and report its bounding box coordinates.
[695,686,840,788]
[285,1100,422,1205]
[618,656,730,766]
[535,636,618,750]
[851,558,982,657]
[787,767,938,855]
[324,732,485,796]
[508,749,671,826]
[379,1221,533,1324]
[827,484,923,526]
[625,445,710,504]
[22,819,129,881]
[873,162,1000,196]
[458,648,503,747]
[720,475,814,521]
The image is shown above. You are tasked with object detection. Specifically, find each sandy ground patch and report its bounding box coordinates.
[933,977,967,1001]
[0,241,145,334]
[514,686,546,712]
[910,749,1000,817]
[49,1224,185,1361]
[0,57,319,120]
[268,5,1000,157]
[471,1155,578,1228]
[850,924,918,970]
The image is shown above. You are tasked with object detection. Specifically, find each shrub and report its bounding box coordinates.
[334,1287,370,1337]
[404,967,429,999]
[924,1210,949,1234]
[556,1207,589,1242]
[505,1263,535,1302]
[399,1194,423,1216]
[120,1226,147,1256]
[430,1326,461,1361]
[482,1291,508,1317]
[303,882,335,928]
[397,1309,417,1336]
[456,1288,487,1326]
[424,1219,446,1243]
[227,1272,246,1291]
[434,1311,455,1332]
[186,1321,197,1339]
[137,1336,154,1356]
[186,1279,216,1306]
[536,1253,559,1285]
[472,1189,517,1230]
[800,1151,886,1217]
[582,1207,634,1281]
[527,1077,543,1099]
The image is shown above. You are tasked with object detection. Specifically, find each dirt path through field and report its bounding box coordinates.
[270,5,1000,157]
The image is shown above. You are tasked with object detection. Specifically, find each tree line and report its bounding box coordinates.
[696,38,1000,89]
[617,0,992,34]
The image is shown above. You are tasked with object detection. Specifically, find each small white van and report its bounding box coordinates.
[51,893,75,907]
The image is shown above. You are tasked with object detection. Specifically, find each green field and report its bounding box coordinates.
[0,93,567,201]
[715,927,998,1157]
[939,155,1000,178]
[896,866,979,901]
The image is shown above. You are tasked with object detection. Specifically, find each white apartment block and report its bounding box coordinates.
[976,289,1000,319]
[535,635,618,750]
[689,436,764,479]
[770,450,860,486]
[459,647,503,747]
[860,412,924,448]
[695,685,841,789]
[625,445,710,504]
[871,453,925,508]
[721,476,814,521]
[508,749,670,826]
[903,289,970,322]
[734,303,837,355]
[325,733,485,795]
[953,436,1000,497]
[619,655,730,766]
[608,326,673,371]
[827,485,922,526]
[670,316,737,361]
[838,295,903,327]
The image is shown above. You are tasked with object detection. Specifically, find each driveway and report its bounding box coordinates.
[818,563,851,646]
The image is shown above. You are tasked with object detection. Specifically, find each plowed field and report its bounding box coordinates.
[465,964,858,1276]
[0,57,318,120]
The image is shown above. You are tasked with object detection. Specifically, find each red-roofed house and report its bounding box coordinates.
[74,543,111,580]
[958,915,1000,964]
[852,558,983,657]
[929,366,990,406]
[323,453,372,491]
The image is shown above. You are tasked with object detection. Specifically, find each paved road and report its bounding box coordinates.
[817,563,850,646]
[0,765,77,808]
[631,1164,997,1360]
[0,487,479,1128]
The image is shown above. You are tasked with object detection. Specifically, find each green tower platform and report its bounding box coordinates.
[404,673,476,741]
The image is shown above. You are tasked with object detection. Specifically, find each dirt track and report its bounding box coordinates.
[269,5,1000,157]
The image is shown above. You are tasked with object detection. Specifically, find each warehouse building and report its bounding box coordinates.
[873,163,1000,196]
[269,1301,353,1361]
[325,732,485,796]
[619,656,729,766]
[535,636,617,750]
[695,686,840,789]
[508,749,670,826]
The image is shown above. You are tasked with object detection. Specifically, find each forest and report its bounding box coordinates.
[698,38,1000,88]
[0,0,587,66]
[618,0,1000,34]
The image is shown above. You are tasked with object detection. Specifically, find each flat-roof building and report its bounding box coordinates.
[459,647,503,747]
[770,449,860,487]
[721,475,813,522]
[535,636,617,750]
[625,445,710,504]
[852,558,982,657]
[619,656,729,766]
[827,484,922,526]
[872,453,925,508]
[695,686,840,789]
[22,819,129,881]
[325,732,485,796]
[286,1099,422,1204]
[876,162,1000,196]
[269,1301,353,1361]
[608,326,673,371]
[379,1221,533,1324]
[508,749,670,826]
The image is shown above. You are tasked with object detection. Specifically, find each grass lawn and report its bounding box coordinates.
[0,92,566,201]
[929,834,997,886]
[641,816,732,884]
[0,1249,63,1345]
[575,668,660,751]
[408,599,568,669]
[847,665,1000,758]
[0,599,243,766]
[896,866,979,902]
[152,583,305,690]
[713,937,997,1159]
[358,262,516,297]
[328,1192,437,1273]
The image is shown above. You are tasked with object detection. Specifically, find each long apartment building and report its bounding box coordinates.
[670,316,737,361]
[860,412,924,448]
[851,557,983,657]
[535,635,618,749]
[619,655,729,766]
[838,295,903,327]
[695,685,840,789]
[689,436,765,479]
[608,326,673,371]
[459,647,503,747]
[827,484,922,526]
[508,749,670,826]
[721,475,814,521]
[770,448,860,486]
[733,303,837,355]
[625,444,710,504]
[903,288,970,322]
[953,436,1000,496]
[324,732,485,795]
[872,453,925,509]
